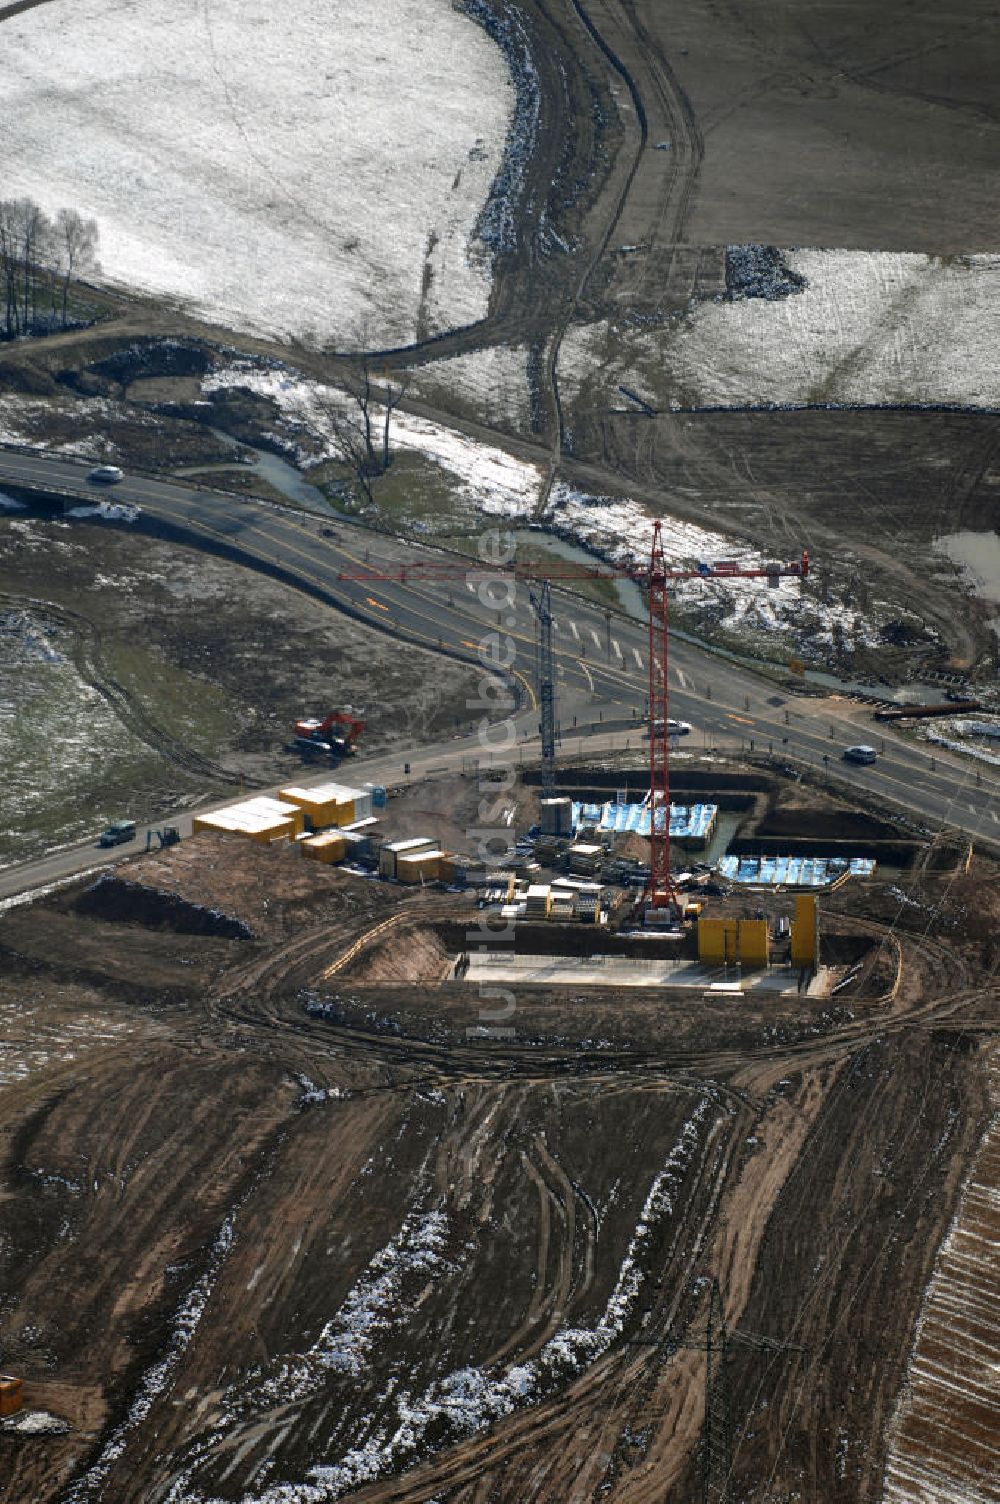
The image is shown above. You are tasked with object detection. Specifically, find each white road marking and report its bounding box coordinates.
[633,648,643,670]
[676,667,691,689]
[552,618,561,633]
[590,628,602,649]
[990,809,998,823]
[570,620,580,641]
[612,639,623,658]
[466,581,476,593]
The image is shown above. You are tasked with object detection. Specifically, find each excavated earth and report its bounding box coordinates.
[2,0,1000,1498]
[0,836,997,1503]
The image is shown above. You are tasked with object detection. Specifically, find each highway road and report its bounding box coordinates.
[1,444,997,900]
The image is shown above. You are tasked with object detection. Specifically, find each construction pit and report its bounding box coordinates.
[0,769,997,1503]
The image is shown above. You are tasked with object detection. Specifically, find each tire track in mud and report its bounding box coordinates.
[339,1107,736,1504]
[615,0,704,297]
[534,0,704,494]
[38,895,994,1502]
[0,591,244,787]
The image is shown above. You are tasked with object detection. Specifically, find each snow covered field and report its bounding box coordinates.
[562,252,1000,411]
[0,0,513,346]
[545,482,879,653]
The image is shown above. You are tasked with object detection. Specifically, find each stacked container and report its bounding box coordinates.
[396,848,443,883]
[280,781,372,830]
[379,837,437,879]
[193,796,304,844]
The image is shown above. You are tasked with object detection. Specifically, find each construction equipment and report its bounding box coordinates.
[332,536,809,914]
[293,708,365,757]
[145,826,181,852]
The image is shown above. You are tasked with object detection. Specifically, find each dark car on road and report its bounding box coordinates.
[98,820,137,847]
[843,745,878,765]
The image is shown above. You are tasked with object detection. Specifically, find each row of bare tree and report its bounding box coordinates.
[0,197,99,339]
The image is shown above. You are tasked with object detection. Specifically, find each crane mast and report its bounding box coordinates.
[528,580,556,796]
[647,520,677,911]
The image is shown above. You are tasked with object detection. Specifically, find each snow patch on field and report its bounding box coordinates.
[1,1409,69,1436]
[254,1208,451,1399]
[0,394,143,459]
[66,1214,237,1503]
[546,483,879,653]
[204,364,544,515]
[0,1001,128,1088]
[563,251,1000,410]
[0,0,514,346]
[933,530,1000,609]
[66,500,141,524]
[917,716,1000,767]
[409,343,533,430]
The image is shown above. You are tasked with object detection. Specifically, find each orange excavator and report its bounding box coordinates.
[293,709,365,757]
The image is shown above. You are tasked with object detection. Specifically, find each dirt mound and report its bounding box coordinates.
[113,833,397,943]
[75,873,253,939]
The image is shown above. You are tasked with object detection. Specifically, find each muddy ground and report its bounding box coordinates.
[1,0,999,1496]
[0,835,996,1503]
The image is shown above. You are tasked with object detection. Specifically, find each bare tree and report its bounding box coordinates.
[0,198,48,336]
[55,208,100,327]
[0,197,98,338]
[20,198,47,331]
[314,355,409,506]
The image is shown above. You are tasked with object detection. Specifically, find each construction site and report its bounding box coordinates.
[2,0,1000,1497]
[0,506,997,1503]
[0,734,997,1503]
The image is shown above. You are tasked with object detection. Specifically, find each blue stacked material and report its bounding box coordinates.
[717,855,877,886]
[570,801,718,840]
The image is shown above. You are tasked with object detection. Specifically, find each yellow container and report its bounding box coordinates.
[397,851,441,883]
[791,894,819,967]
[737,918,770,969]
[194,797,304,841]
[0,1377,23,1417]
[280,786,357,830]
[302,831,346,864]
[697,917,738,965]
[250,821,296,845]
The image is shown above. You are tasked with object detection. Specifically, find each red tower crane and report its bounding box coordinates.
[334,533,809,915]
